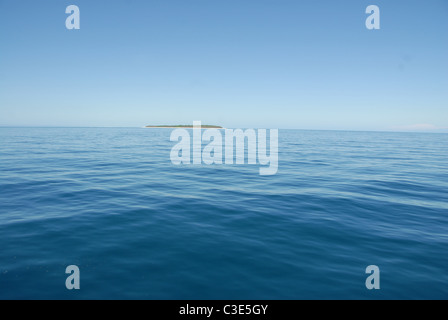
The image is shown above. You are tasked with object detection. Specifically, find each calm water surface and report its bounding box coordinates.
[0,128,447,299]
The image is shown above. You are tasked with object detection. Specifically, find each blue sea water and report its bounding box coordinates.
[0,127,447,300]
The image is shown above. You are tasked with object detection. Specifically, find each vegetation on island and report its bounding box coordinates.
[145,125,223,128]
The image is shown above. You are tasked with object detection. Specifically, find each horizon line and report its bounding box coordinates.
[0,125,447,134]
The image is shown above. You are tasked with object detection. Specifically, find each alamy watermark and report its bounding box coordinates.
[365,265,380,290]
[64,5,380,31]
[170,122,278,175]
[65,5,80,30]
[65,265,80,290]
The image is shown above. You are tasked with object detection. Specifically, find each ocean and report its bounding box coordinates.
[0,127,447,299]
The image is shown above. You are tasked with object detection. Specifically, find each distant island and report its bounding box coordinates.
[145,125,223,128]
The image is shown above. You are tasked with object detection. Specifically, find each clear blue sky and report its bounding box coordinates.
[0,0,447,131]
